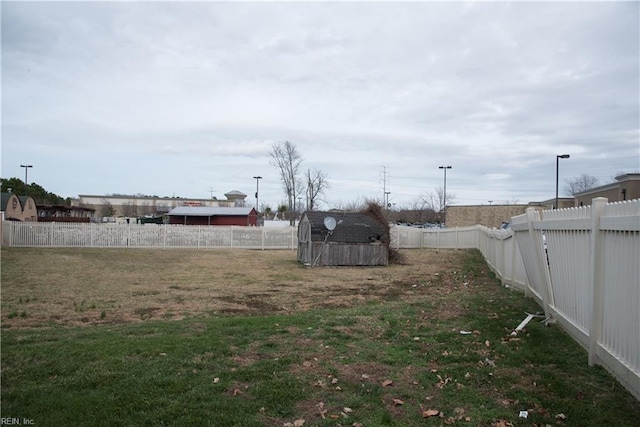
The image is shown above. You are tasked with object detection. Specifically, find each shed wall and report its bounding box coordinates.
[308,242,388,266]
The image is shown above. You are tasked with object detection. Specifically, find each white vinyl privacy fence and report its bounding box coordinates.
[498,198,639,400]
[2,198,638,399]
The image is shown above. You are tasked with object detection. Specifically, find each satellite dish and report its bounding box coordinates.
[323,216,337,231]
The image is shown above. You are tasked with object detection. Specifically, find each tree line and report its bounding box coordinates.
[1,177,70,205]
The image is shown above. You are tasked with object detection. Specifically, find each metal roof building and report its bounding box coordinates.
[167,206,257,226]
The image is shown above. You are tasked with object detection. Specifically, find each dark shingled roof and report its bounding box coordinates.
[301,211,389,244]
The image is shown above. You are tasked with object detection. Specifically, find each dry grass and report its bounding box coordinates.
[1,247,468,328]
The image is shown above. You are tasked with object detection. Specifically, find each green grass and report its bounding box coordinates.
[2,249,639,426]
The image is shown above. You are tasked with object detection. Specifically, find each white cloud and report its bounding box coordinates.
[2,1,638,206]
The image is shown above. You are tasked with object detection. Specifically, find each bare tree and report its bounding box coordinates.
[98,199,116,218]
[421,187,456,223]
[270,141,303,225]
[121,201,138,218]
[564,174,600,196]
[329,198,366,212]
[396,196,439,224]
[306,168,329,211]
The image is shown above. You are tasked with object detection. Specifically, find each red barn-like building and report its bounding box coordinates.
[167,207,257,226]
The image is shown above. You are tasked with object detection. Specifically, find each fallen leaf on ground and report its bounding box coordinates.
[422,409,440,418]
[293,420,305,427]
[382,379,393,387]
[317,402,327,419]
[393,398,404,405]
[556,413,567,420]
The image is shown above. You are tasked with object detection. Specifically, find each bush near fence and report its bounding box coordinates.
[2,198,639,400]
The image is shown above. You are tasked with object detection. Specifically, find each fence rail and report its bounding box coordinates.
[2,200,639,400]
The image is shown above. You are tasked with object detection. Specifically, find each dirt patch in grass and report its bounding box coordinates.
[1,248,483,328]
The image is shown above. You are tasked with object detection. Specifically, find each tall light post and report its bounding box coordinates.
[439,165,452,226]
[555,154,570,209]
[252,176,262,213]
[20,164,33,196]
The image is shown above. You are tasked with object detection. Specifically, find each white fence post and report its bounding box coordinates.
[291,227,298,251]
[588,197,608,366]
[526,208,553,316]
[163,226,167,249]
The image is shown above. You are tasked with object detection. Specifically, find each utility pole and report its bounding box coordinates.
[381,166,389,208]
[555,154,570,209]
[20,164,33,196]
[438,165,452,226]
[253,176,262,212]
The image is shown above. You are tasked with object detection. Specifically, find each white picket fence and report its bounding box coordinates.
[1,222,300,250]
[1,222,478,250]
[2,199,638,399]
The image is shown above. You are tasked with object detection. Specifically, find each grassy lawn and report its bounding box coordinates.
[1,248,639,426]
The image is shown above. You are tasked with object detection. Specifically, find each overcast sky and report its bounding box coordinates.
[2,1,639,210]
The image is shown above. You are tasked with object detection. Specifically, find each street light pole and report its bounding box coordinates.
[253,176,262,213]
[555,154,570,209]
[20,164,33,196]
[438,165,452,226]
